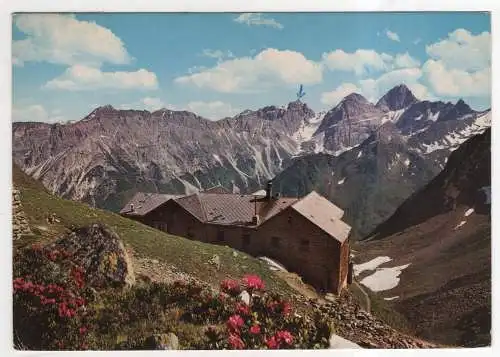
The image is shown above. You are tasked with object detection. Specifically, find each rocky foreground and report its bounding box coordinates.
[315,294,438,348]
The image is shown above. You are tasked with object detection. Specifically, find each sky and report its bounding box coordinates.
[12,12,491,122]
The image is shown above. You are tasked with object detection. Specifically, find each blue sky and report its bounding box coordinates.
[12,12,491,122]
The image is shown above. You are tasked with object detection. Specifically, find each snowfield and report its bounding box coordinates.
[464,208,474,217]
[420,111,491,154]
[259,257,288,272]
[292,111,326,155]
[454,220,467,230]
[384,296,399,301]
[354,255,411,292]
[353,256,392,276]
[359,263,411,292]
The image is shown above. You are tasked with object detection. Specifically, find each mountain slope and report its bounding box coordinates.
[315,93,386,153]
[12,163,293,294]
[12,102,313,211]
[353,129,491,347]
[273,123,439,237]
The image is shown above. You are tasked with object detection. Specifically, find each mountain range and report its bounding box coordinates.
[12,84,491,236]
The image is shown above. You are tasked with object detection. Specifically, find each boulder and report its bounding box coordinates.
[329,334,363,349]
[239,290,251,305]
[208,254,221,270]
[47,224,135,288]
[144,333,179,350]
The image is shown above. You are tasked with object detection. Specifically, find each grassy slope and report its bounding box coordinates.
[13,165,293,296]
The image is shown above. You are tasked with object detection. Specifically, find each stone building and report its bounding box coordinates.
[120,182,351,294]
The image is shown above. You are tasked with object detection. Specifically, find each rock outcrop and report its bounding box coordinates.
[144,333,179,350]
[12,188,31,240]
[47,224,135,288]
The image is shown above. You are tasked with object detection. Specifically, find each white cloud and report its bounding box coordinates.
[422,29,491,101]
[201,49,234,61]
[140,97,167,111]
[186,101,240,120]
[386,30,400,42]
[322,49,420,76]
[44,65,158,91]
[394,52,421,69]
[422,59,490,97]
[322,49,391,76]
[175,48,323,93]
[321,83,361,106]
[13,104,66,123]
[234,13,283,29]
[120,97,176,111]
[426,29,491,71]
[13,14,130,66]
[359,68,430,102]
[413,38,422,45]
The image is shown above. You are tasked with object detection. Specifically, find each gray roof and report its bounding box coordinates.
[291,191,351,243]
[175,193,298,226]
[120,192,181,216]
[120,190,351,242]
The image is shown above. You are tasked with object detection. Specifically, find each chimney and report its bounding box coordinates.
[252,214,260,225]
[266,180,273,200]
[130,204,135,212]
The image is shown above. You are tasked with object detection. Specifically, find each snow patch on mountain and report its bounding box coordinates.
[384,296,399,301]
[464,208,474,217]
[360,263,411,292]
[429,111,440,121]
[381,108,406,125]
[292,111,326,155]
[353,256,392,276]
[259,257,288,272]
[419,111,491,154]
[454,220,467,230]
[213,154,224,166]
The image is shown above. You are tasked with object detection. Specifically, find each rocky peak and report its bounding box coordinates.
[342,93,370,105]
[455,99,473,114]
[376,84,418,111]
[437,98,475,122]
[317,93,381,134]
[287,100,314,114]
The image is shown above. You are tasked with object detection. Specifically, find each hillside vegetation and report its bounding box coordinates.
[13,164,342,350]
[13,164,292,295]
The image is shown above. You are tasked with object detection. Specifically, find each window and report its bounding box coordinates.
[300,239,310,252]
[242,233,250,248]
[217,230,225,242]
[287,216,292,224]
[271,236,281,248]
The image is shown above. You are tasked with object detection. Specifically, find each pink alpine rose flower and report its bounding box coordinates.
[242,274,265,291]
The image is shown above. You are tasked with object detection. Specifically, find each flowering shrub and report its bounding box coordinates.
[201,275,332,350]
[13,241,331,350]
[13,243,93,350]
[220,279,241,296]
[242,274,265,292]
